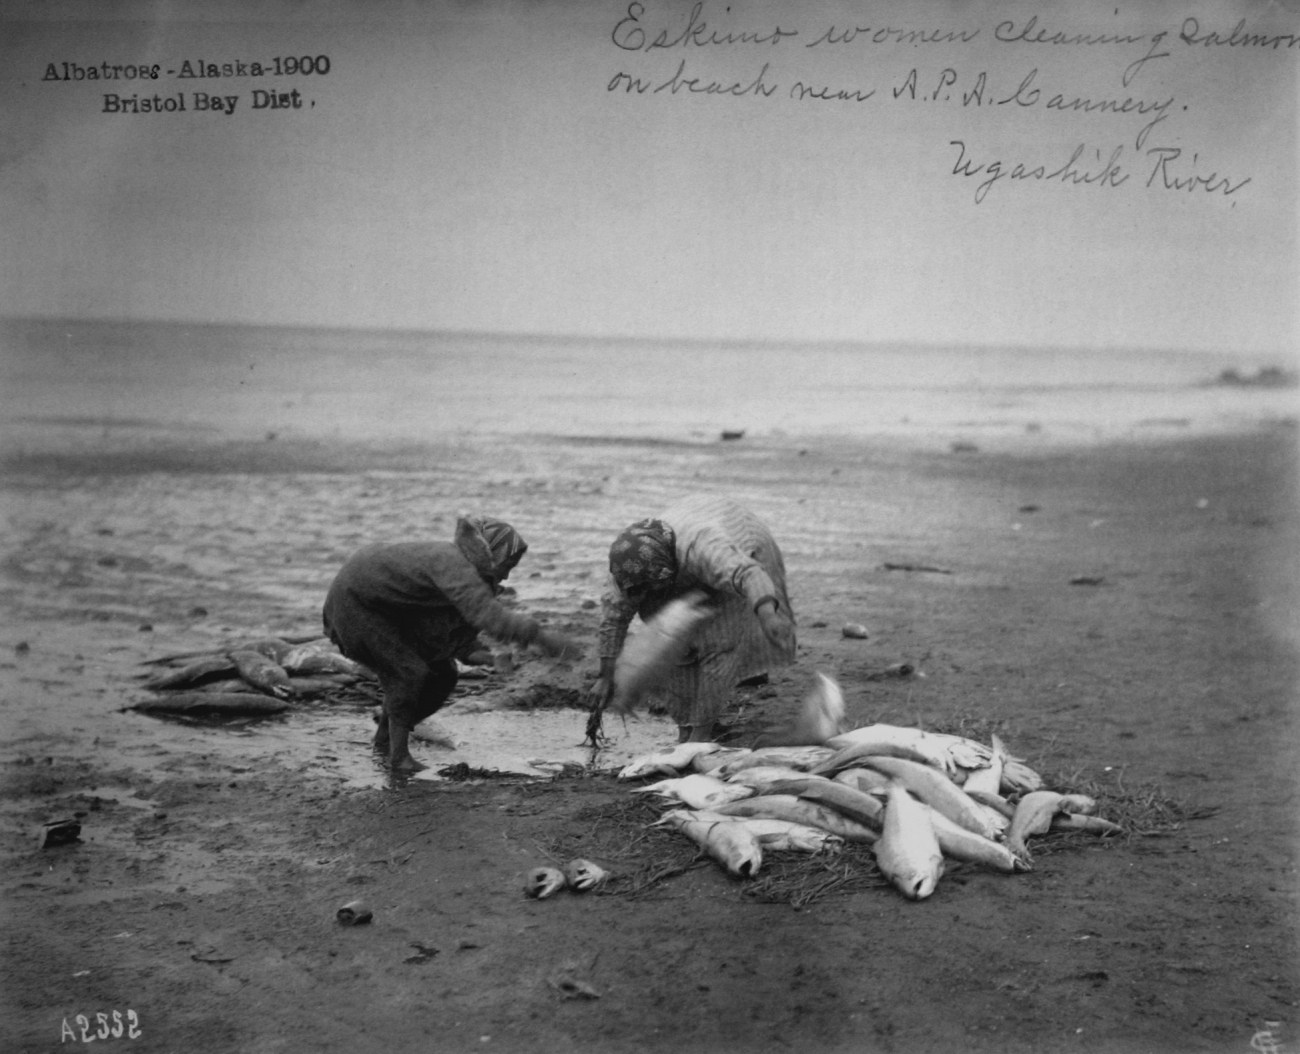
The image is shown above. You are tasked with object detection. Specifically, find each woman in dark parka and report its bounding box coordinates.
[323,515,578,772]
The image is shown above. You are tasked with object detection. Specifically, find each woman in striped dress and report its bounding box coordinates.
[587,495,797,743]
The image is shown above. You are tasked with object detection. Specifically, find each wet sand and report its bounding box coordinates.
[1,414,1298,1053]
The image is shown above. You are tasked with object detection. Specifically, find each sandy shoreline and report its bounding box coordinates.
[2,419,1297,1053]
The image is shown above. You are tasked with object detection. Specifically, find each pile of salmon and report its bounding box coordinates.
[614,674,1122,901]
[131,637,373,715]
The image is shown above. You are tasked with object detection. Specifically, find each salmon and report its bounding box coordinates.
[629,773,755,810]
[875,784,945,900]
[618,742,724,780]
[960,733,1007,797]
[281,646,367,678]
[229,649,295,699]
[657,811,763,877]
[687,810,844,853]
[922,803,1029,873]
[129,692,289,715]
[768,777,887,830]
[724,765,831,793]
[691,747,754,774]
[142,654,238,690]
[818,724,991,778]
[1007,790,1066,863]
[1050,813,1123,836]
[610,592,715,714]
[1001,756,1046,794]
[714,745,836,778]
[714,794,878,843]
[856,756,1000,840]
[833,767,892,795]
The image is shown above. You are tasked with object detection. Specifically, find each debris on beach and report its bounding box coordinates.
[841,623,869,640]
[37,817,83,849]
[603,671,1127,901]
[880,562,953,575]
[336,900,373,926]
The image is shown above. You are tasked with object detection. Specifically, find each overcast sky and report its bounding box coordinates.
[1,0,1295,354]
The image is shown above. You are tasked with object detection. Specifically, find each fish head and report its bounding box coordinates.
[562,858,610,891]
[897,865,942,900]
[524,867,567,899]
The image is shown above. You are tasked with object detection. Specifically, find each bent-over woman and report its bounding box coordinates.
[324,515,578,773]
[587,495,797,743]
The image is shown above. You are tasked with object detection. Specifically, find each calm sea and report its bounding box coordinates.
[0,318,1293,449]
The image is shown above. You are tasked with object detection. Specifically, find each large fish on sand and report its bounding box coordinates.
[833,767,892,795]
[1051,813,1123,836]
[856,756,1000,840]
[714,745,836,778]
[629,773,754,811]
[960,733,1007,797]
[922,803,1029,873]
[610,592,715,714]
[229,649,296,699]
[142,654,238,690]
[725,766,832,793]
[656,811,764,877]
[618,742,724,780]
[714,794,878,843]
[768,777,887,830]
[1007,790,1067,863]
[875,784,945,900]
[682,810,844,853]
[691,747,754,774]
[818,724,991,778]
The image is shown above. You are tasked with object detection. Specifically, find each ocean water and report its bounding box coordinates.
[0,317,1294,449]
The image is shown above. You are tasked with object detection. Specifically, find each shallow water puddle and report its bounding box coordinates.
[408,706,680,783]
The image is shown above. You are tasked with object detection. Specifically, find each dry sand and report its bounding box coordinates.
[2,417,1298,1053]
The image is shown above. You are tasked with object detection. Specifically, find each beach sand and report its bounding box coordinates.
[1,391,1298,1051]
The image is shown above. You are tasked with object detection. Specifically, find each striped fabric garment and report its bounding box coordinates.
[599,494,797,729]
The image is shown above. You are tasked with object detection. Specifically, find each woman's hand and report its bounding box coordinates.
[756,599,795,653]
[584,656,618,712]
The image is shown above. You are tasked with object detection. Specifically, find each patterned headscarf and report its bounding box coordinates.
[455,515,528,581]
[608,518,677,595]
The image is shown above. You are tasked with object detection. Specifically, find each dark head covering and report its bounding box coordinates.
[455,515,528,582]
[609,518,677,596]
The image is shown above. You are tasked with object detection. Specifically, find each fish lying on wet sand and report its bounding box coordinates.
[229,649,295,699]
[629,773,755,811]
[714,745,836,778]
[821,724,991,777]
[1050,813,1123,836]
[618,742,724,780]
[656,811,764,877]
[768,777,887,830]
[683,810,845,853]
[142,653,238,690]
[1007,790,1067,863]
[857,756,1001,840]
[714,794,878,843]
[875,784,945,900]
